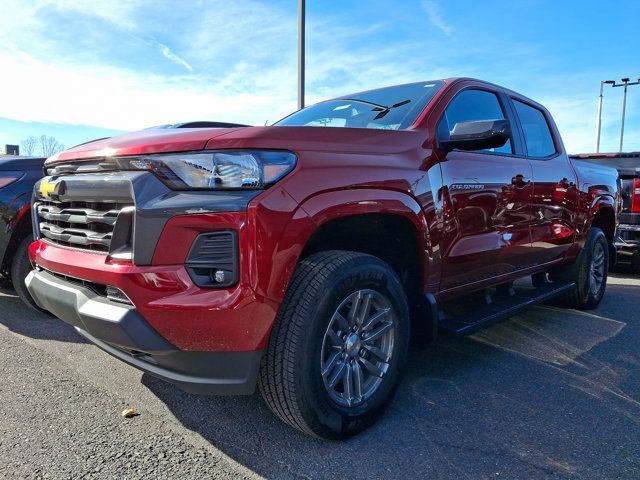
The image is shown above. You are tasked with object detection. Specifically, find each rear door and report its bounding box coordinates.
[436,87,534,291]
[510,98,579,265]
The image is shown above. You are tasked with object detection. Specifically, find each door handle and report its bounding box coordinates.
[511,174,530,187]
[558,178,574,189]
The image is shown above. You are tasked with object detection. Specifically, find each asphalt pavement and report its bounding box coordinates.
[1,270,639,479]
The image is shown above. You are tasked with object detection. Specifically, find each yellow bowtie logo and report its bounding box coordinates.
[38,178,56,198]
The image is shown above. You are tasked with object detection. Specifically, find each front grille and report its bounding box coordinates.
[37,200,133,253]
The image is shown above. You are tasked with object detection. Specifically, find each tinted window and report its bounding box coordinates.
[275,81,444,130]
[438,89,512,154]
[513,100,556,158]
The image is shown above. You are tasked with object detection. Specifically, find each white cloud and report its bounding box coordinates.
[0,0,298,128]
[0,0,633,155]
[0,49,291,130]
[421,0,453,38]
[46,0,140,29]
[158,43,193,72]
[0,0,460,130]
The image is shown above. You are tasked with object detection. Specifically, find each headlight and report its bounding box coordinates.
[0,171,24,189]
[119,150,296,190]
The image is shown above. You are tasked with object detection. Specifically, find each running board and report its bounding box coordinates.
[437,282,575,336]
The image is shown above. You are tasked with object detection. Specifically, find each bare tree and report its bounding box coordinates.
[38,135,65,157]
[20,136,38,156]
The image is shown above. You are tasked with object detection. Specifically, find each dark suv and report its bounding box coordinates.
[0,156,46,308]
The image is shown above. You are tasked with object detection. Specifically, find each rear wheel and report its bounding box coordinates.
[10,235,44,313]
[551,228,608,310]
[258,251,410,439]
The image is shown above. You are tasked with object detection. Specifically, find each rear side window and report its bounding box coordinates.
[513,100,556,158]
[438,89,512,154]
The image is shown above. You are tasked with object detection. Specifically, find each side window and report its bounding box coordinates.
[438,89,512,154]
[513,100,556,158]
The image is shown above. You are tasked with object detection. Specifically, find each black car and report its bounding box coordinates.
[571,152,640,273]
[0,155,46,307]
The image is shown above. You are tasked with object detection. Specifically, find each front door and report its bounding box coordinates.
[436,88,534,291]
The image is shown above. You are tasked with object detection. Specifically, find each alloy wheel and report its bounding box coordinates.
[589,242,606,295]
[320,289,396,407]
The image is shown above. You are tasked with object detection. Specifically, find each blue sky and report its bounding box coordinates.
[0,0,639,154]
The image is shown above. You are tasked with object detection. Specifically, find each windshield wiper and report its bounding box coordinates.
[340,98,412,120]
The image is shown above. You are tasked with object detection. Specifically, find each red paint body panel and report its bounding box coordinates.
[35,78,619,356]
[29,239,278,351]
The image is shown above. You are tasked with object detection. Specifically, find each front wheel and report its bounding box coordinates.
[258,251,410,439]
[551,227,609,310]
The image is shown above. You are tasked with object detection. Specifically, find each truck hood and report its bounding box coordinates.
[51,127,247,163]
[49,126,421,164]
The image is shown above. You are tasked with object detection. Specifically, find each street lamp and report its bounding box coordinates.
[610,77,640,152]
[298,0,305,110]
[595,80,615,152]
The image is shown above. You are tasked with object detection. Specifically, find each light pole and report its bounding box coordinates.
[595,80,614,152]
[298,0,305,110]
[610,77,640,152]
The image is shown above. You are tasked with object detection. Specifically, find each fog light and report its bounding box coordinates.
[185,231,238,288]
[214,270,226,283]
[106,285,132,305]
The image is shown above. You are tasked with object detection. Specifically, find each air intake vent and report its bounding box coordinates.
[185,231,238,288]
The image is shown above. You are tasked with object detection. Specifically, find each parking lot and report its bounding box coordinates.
[0,270,639,479]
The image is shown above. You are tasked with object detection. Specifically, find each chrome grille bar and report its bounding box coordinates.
[36,199,133,253]
[38,205,119,226]
[39,222,112,247]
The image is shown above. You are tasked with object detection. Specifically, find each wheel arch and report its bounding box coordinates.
[588,201,616,264]
[256,188,433,343]
[589,204,616,244]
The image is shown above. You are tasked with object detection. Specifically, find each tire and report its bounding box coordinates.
[551,228,609,310]
[258,250,410,439]
[10,235,44,313]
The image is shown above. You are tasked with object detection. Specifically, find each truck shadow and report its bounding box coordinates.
[141,291,640,479]
[0,287,87,344]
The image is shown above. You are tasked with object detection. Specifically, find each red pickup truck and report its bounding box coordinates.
[26,78,618,439]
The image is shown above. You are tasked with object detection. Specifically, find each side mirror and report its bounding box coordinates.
[438,119,510,152]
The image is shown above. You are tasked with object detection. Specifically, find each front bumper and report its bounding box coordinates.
[28,237,278,352]
[615,223,640,257]
[26,268,263,395]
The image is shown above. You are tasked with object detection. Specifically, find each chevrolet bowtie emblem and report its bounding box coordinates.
[38,177,63,199]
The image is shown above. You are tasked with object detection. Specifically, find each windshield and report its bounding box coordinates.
[275,81,444,130]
